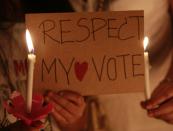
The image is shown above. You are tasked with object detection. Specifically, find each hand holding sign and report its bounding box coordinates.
[45,91,86,130]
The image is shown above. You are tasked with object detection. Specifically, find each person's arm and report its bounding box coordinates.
[45,91,86,131]
[141,1,173,123]
[141,53,173,124]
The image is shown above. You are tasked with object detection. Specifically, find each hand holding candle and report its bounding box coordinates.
[26,29,36,113]
[3,29,53,127]
[141,37,173,123]
[143,37,150,99]
[4,30,53,126]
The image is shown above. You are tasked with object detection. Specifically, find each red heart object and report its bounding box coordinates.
[74,61,88,81]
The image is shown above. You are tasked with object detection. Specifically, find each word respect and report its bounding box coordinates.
[39,15,143,45]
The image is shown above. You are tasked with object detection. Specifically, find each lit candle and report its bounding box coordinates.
[143,37,150,99]
[26,29,36,113]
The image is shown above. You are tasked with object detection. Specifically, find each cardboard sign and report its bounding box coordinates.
[26,11,144,95]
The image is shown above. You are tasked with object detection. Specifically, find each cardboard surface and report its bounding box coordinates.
[26,11,144,95]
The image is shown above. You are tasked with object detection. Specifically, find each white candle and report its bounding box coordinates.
[143,37,150,99]
[26,29,36,113]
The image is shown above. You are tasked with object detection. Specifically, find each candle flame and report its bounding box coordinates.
[143,37,149,51]
[26,29,34,53]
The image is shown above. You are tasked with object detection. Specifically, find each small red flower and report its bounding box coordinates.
[3,91,53,126]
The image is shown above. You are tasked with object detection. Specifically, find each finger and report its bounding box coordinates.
[151,82,173,100]
[141,100,159,110]
[46,92,83,116]
[151,82,167,98]
[141,83,168,109]
[148,99,173,117]
[51,93,84,116]
[51,109,68,125]
[45,90,84,105]
[58,91,84,105]
[47,97,63,111]
[61,93,86,112]
[156,112,173,124]
[146,85,173,109]
[50,99,74,124]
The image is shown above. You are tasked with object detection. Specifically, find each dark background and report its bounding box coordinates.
[0,0,74,22]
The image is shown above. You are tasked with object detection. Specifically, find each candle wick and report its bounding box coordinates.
[30,49,34,54]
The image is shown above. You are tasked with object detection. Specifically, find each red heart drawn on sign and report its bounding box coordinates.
[74,62,88,81]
